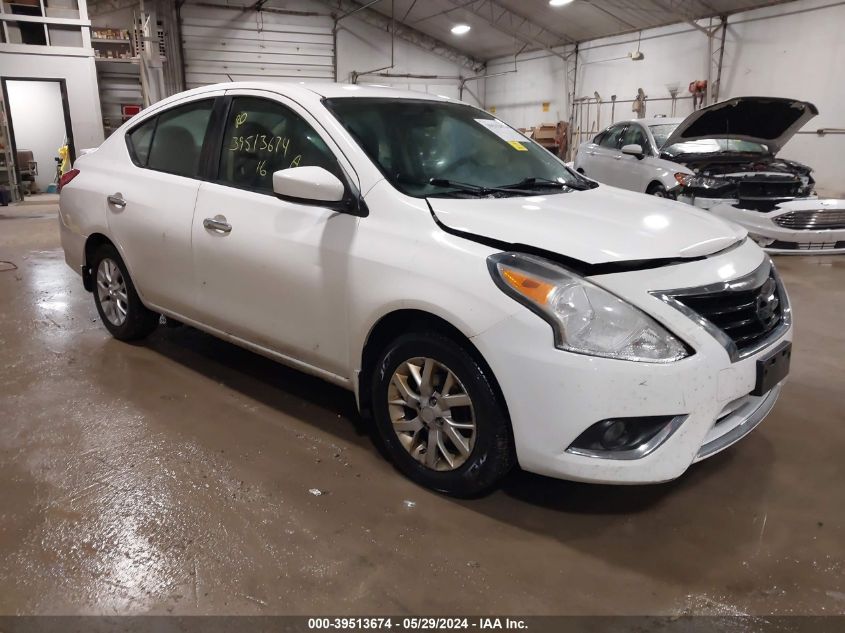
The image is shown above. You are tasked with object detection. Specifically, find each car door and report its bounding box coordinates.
[613,122,656,192]
[108,93,220,316]
[190,90,359,377]
[583,124,627,184]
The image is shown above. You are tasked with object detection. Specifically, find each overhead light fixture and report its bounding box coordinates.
[451,24,471,35]
[549,0,574,6]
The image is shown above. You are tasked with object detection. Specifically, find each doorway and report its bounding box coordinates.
[1,78,75,197]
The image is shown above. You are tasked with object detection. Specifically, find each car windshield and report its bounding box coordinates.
[649,123,769,157]
[324,97,585,198]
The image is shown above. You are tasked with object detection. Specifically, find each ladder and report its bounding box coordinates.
[0,90,20,204]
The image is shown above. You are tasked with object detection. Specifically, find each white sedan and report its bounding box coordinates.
[574,97,845,254]
[59,82,792,495]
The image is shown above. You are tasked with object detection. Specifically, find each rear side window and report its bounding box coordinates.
[218,96,341,193]
[127,117,156,166]
[126,99,214,178]
[599,125,626,149]
[147,100,214,178]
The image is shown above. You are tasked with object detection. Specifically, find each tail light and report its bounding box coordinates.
[58,168,80,192]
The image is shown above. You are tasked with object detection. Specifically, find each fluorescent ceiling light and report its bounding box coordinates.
[451,24,471,35]
[549,0,574,6]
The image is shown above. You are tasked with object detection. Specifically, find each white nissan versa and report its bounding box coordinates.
[58,83,793,496]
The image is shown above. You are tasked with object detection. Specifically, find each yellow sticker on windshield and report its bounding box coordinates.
[508,141,528,151]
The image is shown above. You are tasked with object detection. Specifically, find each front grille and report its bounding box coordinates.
[773,209,845,230]
[669,268,785,356]
[738,179,800,200]
[770,240,845,250]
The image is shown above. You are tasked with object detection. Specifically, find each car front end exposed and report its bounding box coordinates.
[473,239,791,484]
[654,97,845,255]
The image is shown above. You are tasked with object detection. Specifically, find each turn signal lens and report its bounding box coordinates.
[500,267,555,304]
[58,168,80,192]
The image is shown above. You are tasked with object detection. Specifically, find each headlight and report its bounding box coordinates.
[487,253,689,363]
[679,174,725,189]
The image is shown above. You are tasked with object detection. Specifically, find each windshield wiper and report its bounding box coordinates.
[496,177,570,190]
[428,178,527,196]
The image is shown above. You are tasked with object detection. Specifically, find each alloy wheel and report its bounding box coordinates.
[96,258,129,327]
[387,357,476,471]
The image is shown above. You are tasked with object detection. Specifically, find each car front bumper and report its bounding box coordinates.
[470,239,791,484]
[679,196,845,255]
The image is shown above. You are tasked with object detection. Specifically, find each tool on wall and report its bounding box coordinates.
[594,91,602,132]
[689,80,708,109]
[632,88,647,119]
[666,83,679,116]
[610,95,617,123]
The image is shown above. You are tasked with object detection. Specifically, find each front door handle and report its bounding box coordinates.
[107,193,126,208]
[203,216,232,234]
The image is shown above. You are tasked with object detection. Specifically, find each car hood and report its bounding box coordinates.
[661,96,818,155]
[428,185,746,266]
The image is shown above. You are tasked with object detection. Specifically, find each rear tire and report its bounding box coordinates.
[371,331,514,497]
[91,244,158,341]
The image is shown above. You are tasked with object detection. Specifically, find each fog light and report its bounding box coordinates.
[567,415,686,460]
[748,233,775,247]
[600,419,629,449]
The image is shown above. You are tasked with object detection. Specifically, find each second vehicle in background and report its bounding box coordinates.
[574,97,845,254]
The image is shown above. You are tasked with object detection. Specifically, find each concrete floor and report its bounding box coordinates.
[0,197,843,617]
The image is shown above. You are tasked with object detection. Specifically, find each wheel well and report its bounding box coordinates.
[576,168,585,174]
[82,233,113,291]
[646,180,665,194]
[358,309,510,424]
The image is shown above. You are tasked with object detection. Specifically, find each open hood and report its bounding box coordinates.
[661,96,818,155]
[428,186,746,269]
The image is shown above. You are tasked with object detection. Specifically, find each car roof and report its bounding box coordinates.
[160,81,456,104]
[632,117,685,127]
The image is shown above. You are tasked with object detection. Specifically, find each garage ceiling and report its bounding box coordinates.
[364,0,798,60]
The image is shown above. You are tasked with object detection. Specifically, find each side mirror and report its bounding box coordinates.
[273,166,345,203]
[621,143,645,159]
[272,166,368,217]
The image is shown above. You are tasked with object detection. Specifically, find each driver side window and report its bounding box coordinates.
[218,96,342,193]
[599,125,626,149]
[622,124,650,154]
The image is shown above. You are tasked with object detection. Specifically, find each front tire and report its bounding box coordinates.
[647,182,669,197]
[371,331,514,496]
[91,244,158,341]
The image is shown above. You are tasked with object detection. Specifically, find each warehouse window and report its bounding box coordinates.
[218,97,341,193]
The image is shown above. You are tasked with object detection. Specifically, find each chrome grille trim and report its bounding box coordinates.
[773,209,845,230]
[695,384,782,461]
[650,259,791,363]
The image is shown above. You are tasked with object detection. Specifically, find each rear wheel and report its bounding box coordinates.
[371,331,514,496]
[91,244,158,341]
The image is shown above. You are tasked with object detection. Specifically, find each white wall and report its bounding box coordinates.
[335,14,482,107]
[484,0,845,196]
[1,52,105,154]
[6,80,68,191]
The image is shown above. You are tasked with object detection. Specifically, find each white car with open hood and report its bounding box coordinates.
[58,82,793,495]
[574,96,845,254]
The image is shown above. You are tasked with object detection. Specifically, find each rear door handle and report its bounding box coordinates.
[203,216,232,234]
[107,193,126,208]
